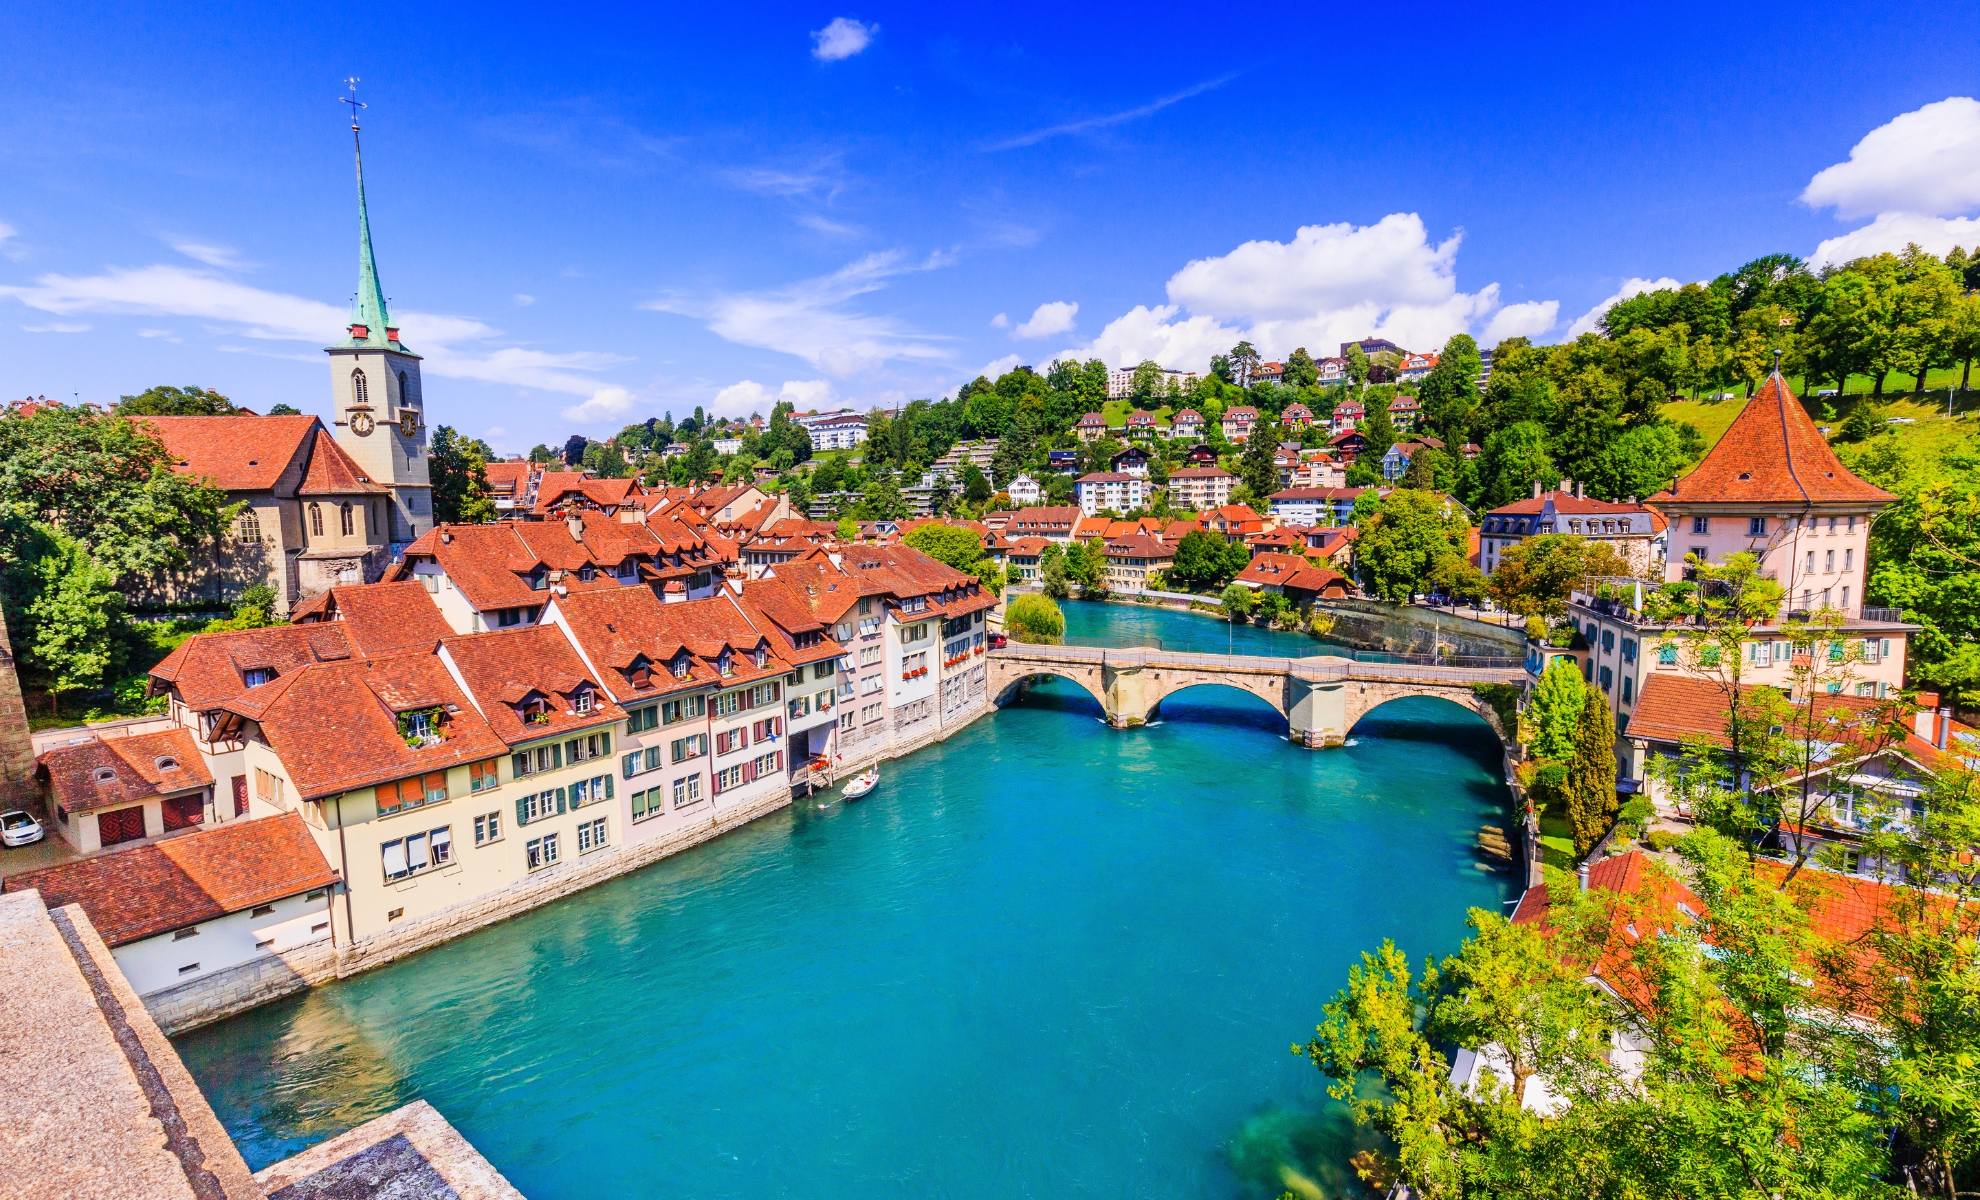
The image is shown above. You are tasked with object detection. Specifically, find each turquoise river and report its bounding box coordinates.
[176,601,1514,1199]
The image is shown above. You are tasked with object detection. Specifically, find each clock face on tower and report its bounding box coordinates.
[349,411,375,436]
[400,410,418,438]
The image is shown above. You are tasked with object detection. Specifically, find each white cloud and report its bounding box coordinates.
[795,213,861,239]
[989,312,1009,329]
[513,293,535,306]
[0,223,14,242]
[709,378,837,417]
[1802,97,1980,220]
[136,328,178,340]
[811,17,875,62]
[1810,211,1980,268]
[1482,300,1560,344]
[1063,214,1556,368]
[1564,277,1681,339]
[1013,300,1077,339]
[644,250,952,378]
[560,386,637,423]
[171,241,250,270]
[21,322,89,333]
[984,74,1239,152]
[974,354,1023,382]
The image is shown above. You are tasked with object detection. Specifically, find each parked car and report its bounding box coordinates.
[988,632,1008,649]
[1,810,44,847]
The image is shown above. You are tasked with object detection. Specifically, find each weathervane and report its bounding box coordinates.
[340,77,365,132]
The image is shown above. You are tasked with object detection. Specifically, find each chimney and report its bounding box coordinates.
[1532,480,1542,499]
[1625,496,1636,505]
[1939,706,1953,750]
[1916,694,1940,740]
[567,513,584,542]
[440,530,452,545]
[1576,481,1584,499]
[1577,860,1591,892]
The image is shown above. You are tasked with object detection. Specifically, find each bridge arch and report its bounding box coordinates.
[989,666,1109,715]
[1339,685,1511,748]
[1140,674,1289,724]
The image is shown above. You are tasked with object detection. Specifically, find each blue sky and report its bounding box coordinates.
[3,1,1978,453]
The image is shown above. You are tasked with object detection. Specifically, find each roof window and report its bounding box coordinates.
[243,667,275,688]
[155,756,179,772]
[93,767,117,784]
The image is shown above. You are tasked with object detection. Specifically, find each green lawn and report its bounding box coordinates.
[1662,391,1976,461]
[1099,399,1175,429]
[1539,814,1576,871]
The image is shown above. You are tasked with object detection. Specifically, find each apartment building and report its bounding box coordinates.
[1073,472,1149,516]
[1564,374,1916,738]
[1222,406,1259,443]
[1165,467,1235,512]
[1102,535,1175,595]
[1169,409,1205,440]
[1480,485,1667,576]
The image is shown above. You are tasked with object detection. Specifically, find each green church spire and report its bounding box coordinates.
[335,80,408,353]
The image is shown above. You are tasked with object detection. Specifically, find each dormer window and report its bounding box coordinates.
[754,646,769,669]
[573,689,594,715]
[578,565,596,583]
[527,568,549,591]
[521,697,550,724]
[671,652,692,680]
[628,659,651,687]
[93,767,117,784]
[717,650,734,678]
[155,756,179,772]
[243,668,275,688]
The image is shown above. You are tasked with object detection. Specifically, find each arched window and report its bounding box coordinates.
[340,503,354,536]
[398,371,409,402]
[309,503,323,537]
[352,368,369,406]
[237,511,261,543]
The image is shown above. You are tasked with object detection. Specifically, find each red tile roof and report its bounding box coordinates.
[289,582,455,656]
[1653,374,1894,506]
[36,729,212,814]
[141,414,318,492]
[1629,673,1955,771]
[4,812,336,946]
[442,625,626,747]
[223,652,511,800]
[149,624,358,712]
[1103,534,1173,559]
[297,428,390,496]
[1168,467,1234,479]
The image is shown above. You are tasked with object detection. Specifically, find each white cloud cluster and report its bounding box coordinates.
[1013,300,1077,339]
[1804,97,1980,266]
[1062,213,1558,368]
[646,250,952,379]
[811,17,874,62]
[710,378,836,417]
[1564,276,1683,339]
[0,263,641,425]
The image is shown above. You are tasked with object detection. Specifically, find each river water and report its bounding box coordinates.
[176,601,1512,1199]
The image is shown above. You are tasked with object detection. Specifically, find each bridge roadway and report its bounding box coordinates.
[985,643,1523,748]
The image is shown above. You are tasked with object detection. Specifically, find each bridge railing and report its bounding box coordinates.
[992,642,1525,684]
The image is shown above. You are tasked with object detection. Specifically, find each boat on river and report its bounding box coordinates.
[841,769,879,800]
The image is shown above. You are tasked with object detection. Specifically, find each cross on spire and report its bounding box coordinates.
[340,77,365,132]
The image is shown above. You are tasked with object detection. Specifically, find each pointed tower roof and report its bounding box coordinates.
[330,122,416,357]
[298,424,391,496]
[1651,373,1893,506]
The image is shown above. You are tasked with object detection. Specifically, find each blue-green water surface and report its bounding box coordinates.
[176,603,1512,1199]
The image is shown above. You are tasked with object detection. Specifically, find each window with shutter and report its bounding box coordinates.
[556,787,567,813]
[516,797,530,826]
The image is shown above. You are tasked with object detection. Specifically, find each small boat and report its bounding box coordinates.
[841,769,879,800]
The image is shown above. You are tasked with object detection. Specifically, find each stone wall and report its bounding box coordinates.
[1311,598,1526,661]
[0,605,35,811]
[151,693,1001,1036]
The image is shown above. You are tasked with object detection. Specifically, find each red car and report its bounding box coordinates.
[988,632,1008,649]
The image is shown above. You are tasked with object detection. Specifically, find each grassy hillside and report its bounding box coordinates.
[1663,389,1978,465]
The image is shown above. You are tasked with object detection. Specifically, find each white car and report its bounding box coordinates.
[1,810,45,847]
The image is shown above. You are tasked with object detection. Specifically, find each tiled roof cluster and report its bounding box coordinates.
[394,515,733,612]
[440,627,625,748]
[1628,674,1960,771]
[1234,553,1350,596]
[287,581,456,656]
[149,623,359,712]
[1654,374,1894,506]
[3,812,336,946]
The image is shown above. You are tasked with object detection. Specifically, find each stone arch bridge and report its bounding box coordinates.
[986,644,1523,748]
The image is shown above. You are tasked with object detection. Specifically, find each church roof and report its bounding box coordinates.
[142,415,318,492]
[298,426,391,496]
[1651,373,1893,507]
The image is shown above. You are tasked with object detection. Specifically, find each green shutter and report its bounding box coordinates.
[512,753,528,778]
[601,731,612,754]
[626,716,639,736]
[516,797,529,827]
[556,787,567,814]
[605,775,615,799]
[552,743,563,769]
[565,739,578,764]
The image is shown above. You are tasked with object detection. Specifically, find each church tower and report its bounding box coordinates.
[327,90,432,554]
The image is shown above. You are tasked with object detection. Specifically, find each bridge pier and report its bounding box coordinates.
[1287,678,1348,747]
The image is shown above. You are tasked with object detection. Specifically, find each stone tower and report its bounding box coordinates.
[327,112,432,555]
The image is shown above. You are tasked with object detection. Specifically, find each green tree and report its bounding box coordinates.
[858,471,908,521]
[961,465,993,505]
[1525,657,1586,761]
[1837,398,1886,442]
[1564,685,1617,854]
[836,514,859,541]
[1344,343,1370,390]
[115,384,239,416]
[1168,529,1237,590]
[266,403,302,416]
[1219,582,1253,621]
[429,426,496,524]
[1863,439,1980,706]
[1040,542,1070,599]
[903,522,998,591]
[1584,422,1699,501]
[1489,535,1629,619]
[16,526,121,701]
[1063,540,1104,588]
[1476,422,1559,509]
[1004,593,1065,644]
[1353,490,1470,601]
[1283,347,1319,389]
[1229,341,1261,388]
[1416,334,1482,438]
[1238,425,1279,500]
[1358,396,1397,464]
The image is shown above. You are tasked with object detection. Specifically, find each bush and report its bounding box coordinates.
[1005,593,1065,644]
[1646,829,1680,852]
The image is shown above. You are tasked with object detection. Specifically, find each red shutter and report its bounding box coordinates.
[231,775,248,817]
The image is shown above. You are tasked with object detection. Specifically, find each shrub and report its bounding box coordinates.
[1646,829,1680,852]
[1005,593,1065,645]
